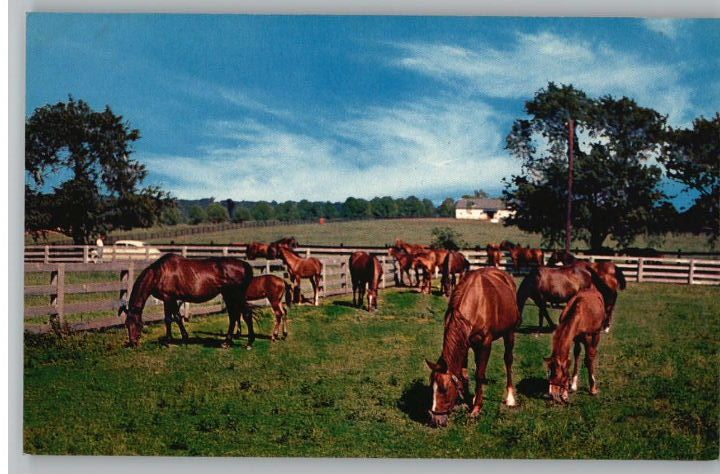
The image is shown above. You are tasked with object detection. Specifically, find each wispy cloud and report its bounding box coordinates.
[391,31,693,125]
[642,19,681,40]
[142,96,517,201]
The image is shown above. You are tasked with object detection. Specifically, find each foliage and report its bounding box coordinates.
[461,189,489,199]
[251,201,275,221]
[504,83,671,250]
[661,114,720,246]
[160,205,185,226]
[187,205,207,225]
[232,207,252,223]
[437,197,456,218]
[430,226,465,250]
[25,97,174,243]
[206,203,230,223]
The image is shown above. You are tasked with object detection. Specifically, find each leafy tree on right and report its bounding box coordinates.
[503,83,674,251]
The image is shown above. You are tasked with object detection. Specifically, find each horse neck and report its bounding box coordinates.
[550,319,575,363]
[441,314,470,375]
[128,265,156,312]
[280,248,302,270]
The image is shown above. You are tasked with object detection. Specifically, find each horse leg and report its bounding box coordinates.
[222,300,239,348]
[537,297,554,329]
[603,292,617,333]
[282,302,289,339]
[314,275,320,306]
[585,334,600,395]
[242,307,255,350]
[570,341,582,392]
[163,301,175,341]
[470,341,492,417]
[359,282,366,310]
[271,300,283,342]
[503,333,517,407]
[352,280,357,306]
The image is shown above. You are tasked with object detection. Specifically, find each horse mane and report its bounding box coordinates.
[615,265,627,290]
[586,266,615,304]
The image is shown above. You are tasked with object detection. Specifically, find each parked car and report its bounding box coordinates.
[91,240,162,262]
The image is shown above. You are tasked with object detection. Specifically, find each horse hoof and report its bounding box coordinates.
[590,388,600,396]
[245,345,253,350]
[221,341,232,349]
[469,407,482,418]
[604,327,610,334]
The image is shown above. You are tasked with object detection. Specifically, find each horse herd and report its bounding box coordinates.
[117,236,627,428]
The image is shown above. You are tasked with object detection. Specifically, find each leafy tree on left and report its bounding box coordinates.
[25,97,175,243]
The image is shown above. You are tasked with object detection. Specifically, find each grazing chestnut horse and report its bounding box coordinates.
[273,236,298,248]
[349,251,383,311]
[546,268,614,403]
[245,275,293,341]
[486,244,503,268]
[441,251,470,296]
[118,253,253,348]
[426,268,521,427]
[246,242,279,260]
[395,239,431,255]
[276,245,323,306]
[388,247,416,287]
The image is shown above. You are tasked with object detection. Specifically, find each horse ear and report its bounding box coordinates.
[425,358,438,371]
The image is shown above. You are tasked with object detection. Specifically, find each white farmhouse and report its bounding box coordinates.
[455,198,514,223]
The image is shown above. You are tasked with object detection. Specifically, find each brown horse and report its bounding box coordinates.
[546,268,614,403]
[273,236,298,248]
[349,251,383,311]
[412,251,438,294]
[246,242,279,260]
[245,275,293,341]
[500,241,544,270]
[118,253,253,348]
[486,244,503,268]
[441,251,470,296]
[276,244,323,306]
[547,250,578,267]
[388,247,416,287]
[395,239,431,255]
[517,260,626,330]
[426,268,521,427]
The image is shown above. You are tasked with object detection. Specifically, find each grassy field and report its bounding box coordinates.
[136,218,713,253]
[24,281,719,459]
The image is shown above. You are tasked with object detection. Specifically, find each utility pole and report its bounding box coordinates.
[565,118,575,253]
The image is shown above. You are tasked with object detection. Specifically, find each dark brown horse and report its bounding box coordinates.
[425,268,521,427]
[349,251,383,311]
[547,250,578,267]
[118,253,253,348]
[246,242,279,260]
[486,244,503,268]
[273,236,298,248]
[245,274,293,341]
[546,268,613,403]
[517,260,626,330]
[441,251,470,296]
[277,244,323,306]
[388,247,416,287]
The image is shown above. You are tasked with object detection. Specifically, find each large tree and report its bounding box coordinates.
[661,114,720,246]
[504,83,671,250]
[25,97,173,243]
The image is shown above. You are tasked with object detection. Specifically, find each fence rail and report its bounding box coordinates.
[24,245,720,334]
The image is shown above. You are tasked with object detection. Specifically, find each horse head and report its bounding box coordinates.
[425,358,464,427]
[120,305,144,347]
[545,356,570,403]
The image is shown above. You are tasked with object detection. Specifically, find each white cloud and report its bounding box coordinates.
[391,31,693,126]
[642,19,680,40]
[141,97,518,202]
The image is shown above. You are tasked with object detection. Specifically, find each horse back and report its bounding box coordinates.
[558,288,605,333]
[247,274,285,301]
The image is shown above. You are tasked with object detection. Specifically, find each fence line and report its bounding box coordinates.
[24,245,720,334]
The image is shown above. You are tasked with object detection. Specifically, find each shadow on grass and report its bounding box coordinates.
[515,326,555,335]
[516,377,549,399]
[332,301,359,309]
[397,378,432,424]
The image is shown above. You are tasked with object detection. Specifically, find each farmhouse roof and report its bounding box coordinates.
[456,198,506,210]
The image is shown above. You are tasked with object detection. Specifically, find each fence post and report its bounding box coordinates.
[83,245,89,263]
[182,246,188,258]
[589,255,595,263]
[637,258,644,283]
[305,248,311,258]
[145,247,150,260]
[265,260,270,275]
[44,245,49,264]
[321,261,327,298]
[222,247,229,256]
[50,264,65,327]
[380,256,386,289]
[689,259,696,285]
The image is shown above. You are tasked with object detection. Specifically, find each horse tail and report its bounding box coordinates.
[516,268,539,320]
[615,265,627,290]
[284,281,293,308]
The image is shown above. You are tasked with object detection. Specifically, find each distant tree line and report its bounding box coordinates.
[167,196,460,225]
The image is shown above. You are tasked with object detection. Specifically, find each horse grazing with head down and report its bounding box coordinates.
[276,244,323,306]
[441,251,470,296]
[245,275,293,341]
[273,236,298,248]
[118,253,254,348]
[546,268,614,403]
[425,268,521,427]
[349,251,383,311]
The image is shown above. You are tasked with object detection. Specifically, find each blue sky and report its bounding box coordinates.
[26,15,719,207]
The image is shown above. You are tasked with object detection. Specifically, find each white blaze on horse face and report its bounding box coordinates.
[431,381,438,412]
[571,375,578,392]
[505,387,517,407]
